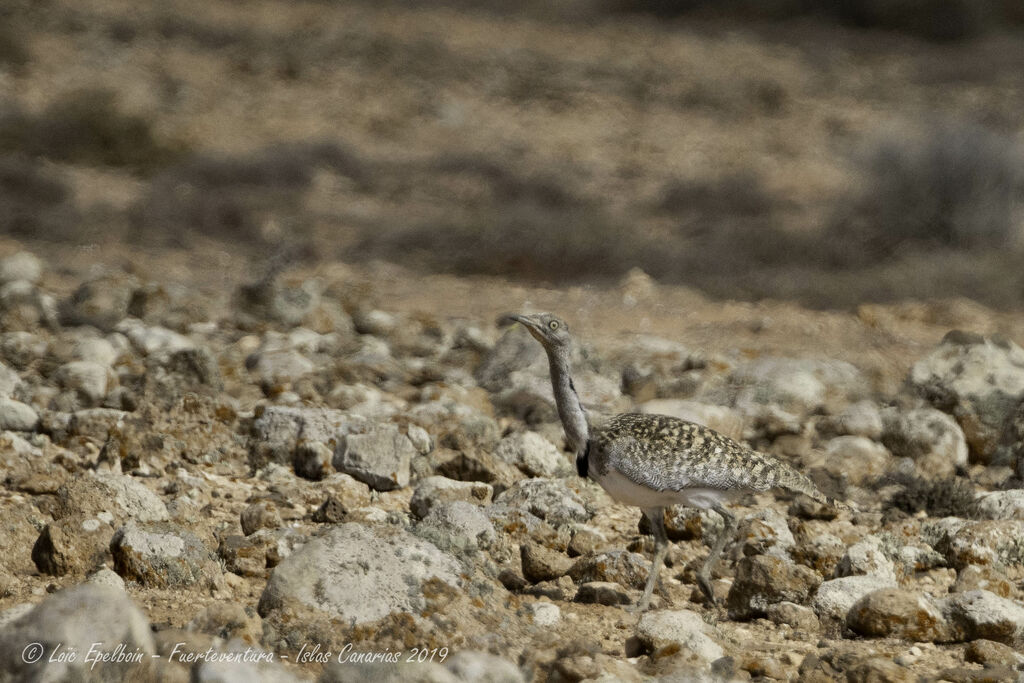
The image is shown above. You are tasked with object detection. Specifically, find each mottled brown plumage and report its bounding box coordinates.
[592,413,842,508]
[499,311,849,612]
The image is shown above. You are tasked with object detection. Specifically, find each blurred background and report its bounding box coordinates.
[1,0,1023,310]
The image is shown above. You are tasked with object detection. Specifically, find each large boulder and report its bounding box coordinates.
[720,357,869,418]
[409,477,492,519]
[0,584,156,681]
[574,581,631,606]
[816,401,884,440]
[938,590,1024,645]
[733,508,796,559]
[812,574,898,623]
[56,360,115,404]
[818,436,891,486]
[333,423,416,491]
[0,252,42,285]
[250,405,364,468]
[146,346,224,399]
[909,332,1024,464]
[951,564,1017,598]
[127,281,211,330]
[493,431,571,478]
[520,542,573,583]
[493,478,590,526]
[233,275,323,329]
[61,273,138,331]
[258,524,461,626]
[415,501,496,553]
[110,522,222,589]
[568,551,650,591]
[964,639,1024,669]
[613,334,707,401]
[627,610,723,667]
[54,471,169,525]
[218,527,306,578]
[63,334,120,366]
[936,520,1024,569]
[973,490,1024,521]
[0,398,38,432]
[766,601,821,633]
[881,407,968,478]
[726,554,822,620]
[0,360,24,397]
[32,515,115,576]
[68,408,129,441]
[846,588,951,642]
[248,348,314,385]
[0,281,57,332]
[835,536,897,582]
[117,319,194,357]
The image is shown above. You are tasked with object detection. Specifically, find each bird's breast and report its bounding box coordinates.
[592,468,733,510]
[593,468,683,508]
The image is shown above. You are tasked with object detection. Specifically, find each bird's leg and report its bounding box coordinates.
[636,507,668,612]
[696,504,736,606]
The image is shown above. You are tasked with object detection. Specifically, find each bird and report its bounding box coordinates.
[499,311,849,612]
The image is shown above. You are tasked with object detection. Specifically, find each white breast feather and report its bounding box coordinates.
[593,468,731,510]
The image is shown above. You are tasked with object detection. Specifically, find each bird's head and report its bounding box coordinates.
[497,312,571,352]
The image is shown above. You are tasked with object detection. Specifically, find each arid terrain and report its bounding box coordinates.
[1,1,1024,681]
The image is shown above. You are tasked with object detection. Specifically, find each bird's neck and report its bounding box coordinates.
[546,346,589,454]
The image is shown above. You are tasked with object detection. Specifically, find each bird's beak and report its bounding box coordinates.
[497,312,528,327]
[497,312,542,335]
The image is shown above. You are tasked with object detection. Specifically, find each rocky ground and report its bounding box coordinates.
[0,245,1023,682]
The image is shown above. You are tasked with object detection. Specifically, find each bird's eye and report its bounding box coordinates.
[549,321,559,330]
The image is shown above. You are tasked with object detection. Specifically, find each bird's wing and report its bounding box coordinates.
[595,414,833,504]
[600,430,773,493]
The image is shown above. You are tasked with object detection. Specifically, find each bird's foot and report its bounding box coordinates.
[695,572,716,606]
[628,595,654,614]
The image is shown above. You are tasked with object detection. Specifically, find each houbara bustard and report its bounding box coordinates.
[500,312,848,612]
